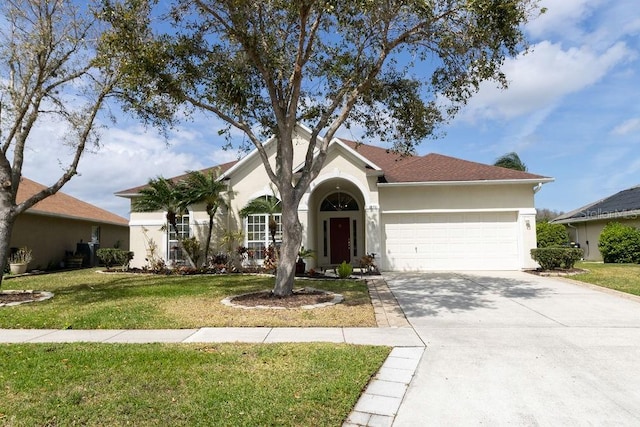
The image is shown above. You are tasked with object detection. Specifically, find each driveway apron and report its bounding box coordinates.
[385,271,640,426]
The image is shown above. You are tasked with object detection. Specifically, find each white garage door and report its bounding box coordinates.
[383,212,520,271]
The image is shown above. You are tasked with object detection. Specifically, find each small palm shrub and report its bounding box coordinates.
[336,261,353,279]
[536,221,569,248]
[598,222,640,263]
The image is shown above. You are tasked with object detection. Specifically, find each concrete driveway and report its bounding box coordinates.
[385,271,640,426]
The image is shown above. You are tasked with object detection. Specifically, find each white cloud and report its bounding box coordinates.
[458,41,632,122]
[20,119,224,218]
[611,118,640,136]
[526,0,602,41]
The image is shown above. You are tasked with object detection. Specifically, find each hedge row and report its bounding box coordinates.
[96,248,134,268]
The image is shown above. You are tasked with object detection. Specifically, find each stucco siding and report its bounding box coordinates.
[10,213,129,270]
[379,184,534,212]
[565,218,640,261]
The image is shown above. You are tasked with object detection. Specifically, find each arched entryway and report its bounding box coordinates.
[308,180,366,268]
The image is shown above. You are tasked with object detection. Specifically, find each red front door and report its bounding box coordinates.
[330,217,351,264]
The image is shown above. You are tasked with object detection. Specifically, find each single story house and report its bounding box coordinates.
[551,185,640,261]
[117,125,553,271]
[11,178,130,269]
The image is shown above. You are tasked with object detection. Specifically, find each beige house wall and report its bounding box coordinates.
[10,213,129,270]
[378,183,535,212]
[564,218,640,261]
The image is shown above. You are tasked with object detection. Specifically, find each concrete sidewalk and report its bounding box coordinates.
[0,326,423,346]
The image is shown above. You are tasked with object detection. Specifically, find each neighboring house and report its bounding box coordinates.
[551,185,640,261]
[117,125,553,271]
[11,178,129,269]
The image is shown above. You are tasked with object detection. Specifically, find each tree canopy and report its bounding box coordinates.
[493,152,527,171]
[0,0,122,286]
[102,0,542,295]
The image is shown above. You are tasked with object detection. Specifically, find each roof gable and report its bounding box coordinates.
[117,131,552,196]
[18,178,128,226]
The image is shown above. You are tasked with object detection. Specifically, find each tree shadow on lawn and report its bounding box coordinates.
[51,274,271,305]
[49,273,363,306]
[385,272,553,318]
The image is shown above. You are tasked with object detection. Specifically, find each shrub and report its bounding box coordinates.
[96,248,134,269]
[536,221,569,248]
[531,247,583,270]
[598,222,640,263]
[181,237,201,266]
[336,261,353,279]
[8,247,33,264]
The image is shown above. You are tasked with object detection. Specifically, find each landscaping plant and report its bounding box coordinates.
[96,248,134,269]
[536,221,569,248]
[598,222,640,263]
[531,247,583,270]
[337,261,353,279]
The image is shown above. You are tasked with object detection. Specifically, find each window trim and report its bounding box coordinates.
[245,213,282,261]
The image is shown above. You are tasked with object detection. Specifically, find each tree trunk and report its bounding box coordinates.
[273,200,302,296]
[0,210,17,289]
[204,214,214,266]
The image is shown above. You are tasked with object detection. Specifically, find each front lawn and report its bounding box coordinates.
[0,342,390,426]
[0,269,375,329]
[572,262,640,296]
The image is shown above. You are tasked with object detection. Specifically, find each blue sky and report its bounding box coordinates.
[21,0,640,219]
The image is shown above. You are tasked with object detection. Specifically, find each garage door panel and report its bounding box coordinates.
[383,212,519,271]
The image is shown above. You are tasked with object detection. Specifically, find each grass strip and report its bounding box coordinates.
[0,342,390,426]
[572,262,640,296]
[0,269,375,329]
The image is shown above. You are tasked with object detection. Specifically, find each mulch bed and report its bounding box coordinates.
[232,289,335,308]
[526,268,587,276]
[0,291,43,304]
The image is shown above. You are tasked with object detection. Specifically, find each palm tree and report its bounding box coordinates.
[182,169,229,265]
[132,177,196,268]
[493,152,527,171]
[239,195,282,247]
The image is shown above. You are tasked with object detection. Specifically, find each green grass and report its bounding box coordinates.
[0,269,375,329]
[0,342,390,426]
[572,262,640,296]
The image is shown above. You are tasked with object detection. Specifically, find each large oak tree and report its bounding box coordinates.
[0,0,122,287]
[103,0,542,296]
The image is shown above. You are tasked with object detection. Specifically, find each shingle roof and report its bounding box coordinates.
[553,185,640,223]
[17,178,128,226]
[341,140,549,183]
[117,139,550,196]
[115,161,238,196]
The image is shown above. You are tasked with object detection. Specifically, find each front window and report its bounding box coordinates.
[246,213,282,260]
[168,214,190,264]
[321,192,359,211]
